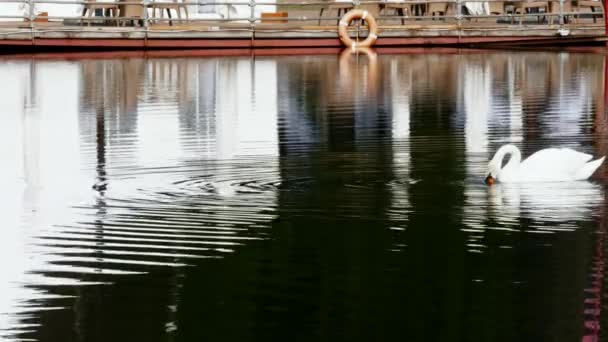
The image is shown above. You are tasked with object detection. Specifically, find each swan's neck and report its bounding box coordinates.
[490,145,521,176]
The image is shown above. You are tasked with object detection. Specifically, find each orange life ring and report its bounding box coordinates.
[338,9,378,48]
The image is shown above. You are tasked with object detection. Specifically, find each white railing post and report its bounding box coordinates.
[144,0,149,40]
[354,0,360,43]
[250,0,255,27]
[28,0,34,30]
[143,0,148,27]
[456,0,462,36]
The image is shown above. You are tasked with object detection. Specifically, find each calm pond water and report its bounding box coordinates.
[0,49,608,342]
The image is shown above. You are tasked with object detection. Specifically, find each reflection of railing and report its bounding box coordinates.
[0,0,604,37]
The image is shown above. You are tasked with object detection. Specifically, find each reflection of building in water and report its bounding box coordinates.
[0,60,87,219]
[0,56,281,341]
[512,52,603,152]
[460,56,494,245]
[520,53,551,145]
[80,59,143,171]
[394,53,470,342]
[79,57,279,168]
[2,51,608,341]
[463,56,492,154]
[214,58,278,158]
[594,56,608,181]
[0,61,30,186]
[386,58,411,235]
[276,52,383,153]
[0,61,31,340]
[409,53,459,133]
[506,56,523,140]
[275,51,393,176]
[74,57,279,342]
[0,60,92,340]
[543,53,601,140]
[275,56,331,154]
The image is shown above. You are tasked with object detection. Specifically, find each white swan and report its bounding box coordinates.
[485,144,605,184]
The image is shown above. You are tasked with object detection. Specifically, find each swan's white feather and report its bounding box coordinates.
[574,156,606,180]
[519,148,593,178]
[491,145,604,183]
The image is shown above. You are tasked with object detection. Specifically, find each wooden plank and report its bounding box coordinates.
[33,38,146,47]
[261,12,289,23]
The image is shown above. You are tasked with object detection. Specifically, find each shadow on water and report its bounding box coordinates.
[0,49,607,341]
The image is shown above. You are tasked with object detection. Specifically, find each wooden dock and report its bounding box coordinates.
[0,3,606,49]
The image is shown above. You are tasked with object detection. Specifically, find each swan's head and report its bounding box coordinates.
[485,160,501,186]
[485,174,495,185]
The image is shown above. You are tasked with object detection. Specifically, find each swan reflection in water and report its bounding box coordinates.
[487,181,604,229]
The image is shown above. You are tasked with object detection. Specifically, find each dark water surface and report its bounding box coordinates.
[1,50,608,342]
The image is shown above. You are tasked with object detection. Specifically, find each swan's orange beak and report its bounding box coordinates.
[485,175,495,186]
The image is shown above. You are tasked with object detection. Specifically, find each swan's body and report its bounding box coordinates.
[486,144,605,183]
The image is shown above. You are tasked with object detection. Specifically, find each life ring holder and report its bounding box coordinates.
[338,9,379,48]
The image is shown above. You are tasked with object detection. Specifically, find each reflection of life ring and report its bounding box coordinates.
[338,9,378,48]
[338,47,378,66]
[338,47,378,95]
